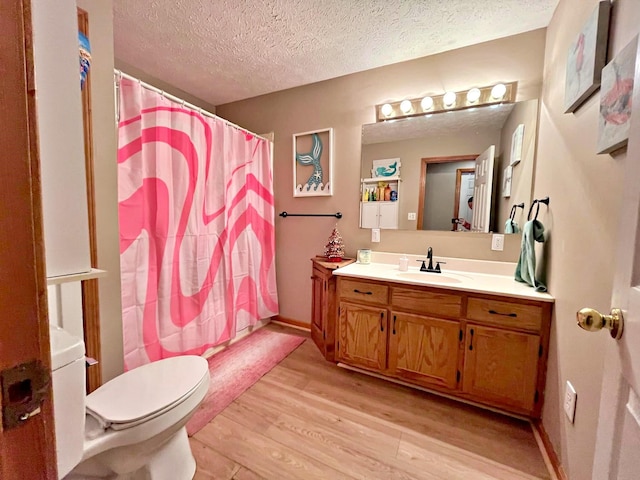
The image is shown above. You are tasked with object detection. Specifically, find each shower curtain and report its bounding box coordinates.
[117,78,278,370]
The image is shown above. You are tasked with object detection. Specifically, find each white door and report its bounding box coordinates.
[471,145,495,232]
[590,42,640,480]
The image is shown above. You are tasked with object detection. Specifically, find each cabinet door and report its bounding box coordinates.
[336,302,387,371]
[360,202,378,229]
[462,324,540,413]
[378,202,398,229]
[310,268,325,355]
[388,312,460,390]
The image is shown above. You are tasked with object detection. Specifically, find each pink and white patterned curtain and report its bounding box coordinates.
[117,78,278,370]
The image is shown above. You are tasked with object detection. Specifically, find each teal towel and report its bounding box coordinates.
[505,218,520,234]
[515,219,547,292]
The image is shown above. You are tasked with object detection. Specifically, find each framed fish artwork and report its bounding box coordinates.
[371,158,401,178]
[564,1,611,114]
[293,128,333,197]
[597,37,638,154]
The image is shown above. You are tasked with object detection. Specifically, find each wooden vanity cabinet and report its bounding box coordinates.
[461,296,552,417]
[387,312,461,390]
[310,257,355,361]
[462,324,540,413]
[331,275,552,418]
[337,302,388,371]
[335,278,389,370]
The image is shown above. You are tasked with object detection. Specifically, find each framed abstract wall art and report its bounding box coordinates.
[510,124,524,166]
[502,166,513,198]
[564,1,611,114]
[293,128,333,197]
[597,37,638,154]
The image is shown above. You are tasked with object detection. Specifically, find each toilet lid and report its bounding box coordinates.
[86,355,209,427]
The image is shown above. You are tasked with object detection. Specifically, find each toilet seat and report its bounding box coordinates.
[86,356,209,431]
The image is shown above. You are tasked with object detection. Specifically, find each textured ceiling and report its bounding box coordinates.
[114,0,558,106]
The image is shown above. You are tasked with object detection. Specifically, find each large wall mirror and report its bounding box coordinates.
[360,99,538,233]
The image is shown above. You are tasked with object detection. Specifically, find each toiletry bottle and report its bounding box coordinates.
[399,254,409,272]
[384,185,391,201]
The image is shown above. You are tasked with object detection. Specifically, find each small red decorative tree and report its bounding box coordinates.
[324,226,345,262]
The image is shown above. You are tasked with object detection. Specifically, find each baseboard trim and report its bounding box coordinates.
[200,318,270,360]
[272,315,311,332]
[531,420,567,480]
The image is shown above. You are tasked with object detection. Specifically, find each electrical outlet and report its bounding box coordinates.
[491,234,505,251]
[408,212,417,221]
[564,381,577,423]
[371,228,380,243]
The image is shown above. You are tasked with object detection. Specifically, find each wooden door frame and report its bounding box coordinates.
[0,0,58,477]
[77,7,102,394]
[417,155,477,230]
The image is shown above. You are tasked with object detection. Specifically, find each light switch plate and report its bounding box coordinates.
[371,228,380,242]
[564,381,577,423]
[408,212,417,221]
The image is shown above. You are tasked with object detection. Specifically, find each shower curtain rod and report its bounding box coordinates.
[114,69,269,142]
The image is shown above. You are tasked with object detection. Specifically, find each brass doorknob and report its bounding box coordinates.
[576,307,624,339]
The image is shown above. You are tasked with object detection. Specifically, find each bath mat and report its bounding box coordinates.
[186,327,305,436]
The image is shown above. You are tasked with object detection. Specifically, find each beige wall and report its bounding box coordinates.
[536,0,640,479]
[115,59,218,114]
[495,99,539,230]
[217,29,546,325]
[77,0,123,382]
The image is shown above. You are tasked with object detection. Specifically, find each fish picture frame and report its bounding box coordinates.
[597,37,638,154]
[293,128,333,197]
[564,1,611,114]
[371,158,401,178]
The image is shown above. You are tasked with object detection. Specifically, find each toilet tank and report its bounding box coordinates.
[49,324,86,478]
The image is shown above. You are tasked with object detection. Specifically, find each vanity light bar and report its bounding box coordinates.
[376,82,517,122]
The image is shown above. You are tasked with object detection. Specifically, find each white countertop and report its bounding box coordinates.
[332,252,554,303]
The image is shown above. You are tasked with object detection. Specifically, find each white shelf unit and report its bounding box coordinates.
[47,268,108,286]
[359,177,400,229]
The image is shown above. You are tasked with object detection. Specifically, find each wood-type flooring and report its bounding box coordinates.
[190,324,552,480]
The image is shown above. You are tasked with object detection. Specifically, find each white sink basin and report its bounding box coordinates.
[396,272,471,284]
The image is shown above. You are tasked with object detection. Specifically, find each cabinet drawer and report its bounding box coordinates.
[339,279,388,305]
[467,297,542,332]
[391,287,462,318]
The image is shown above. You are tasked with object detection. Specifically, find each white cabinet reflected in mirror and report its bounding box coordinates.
[360,99,538,233]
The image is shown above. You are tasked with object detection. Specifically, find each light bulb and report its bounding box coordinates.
[381,103,393,117]
[400,100,413,114]
[443,91,457,107]
[420,96,434,111]
[491,83,507,100]
[467,88,481,103]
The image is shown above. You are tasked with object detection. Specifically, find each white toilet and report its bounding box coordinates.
[49,324,210,479]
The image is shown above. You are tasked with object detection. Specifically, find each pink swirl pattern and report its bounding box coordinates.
[117,79,278,370]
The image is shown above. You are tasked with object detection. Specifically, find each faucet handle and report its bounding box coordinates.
[417,260,427,272]
[435,261,446,273]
